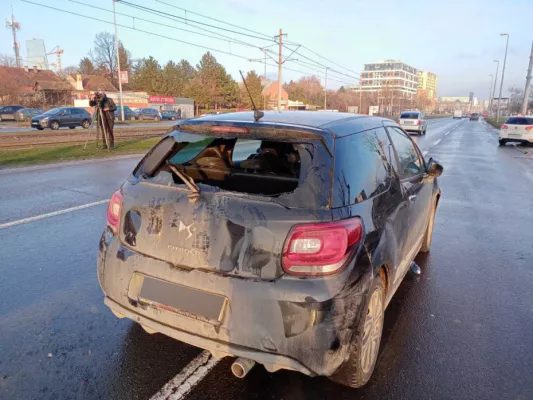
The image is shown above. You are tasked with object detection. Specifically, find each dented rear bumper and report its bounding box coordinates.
[98,231,369,377]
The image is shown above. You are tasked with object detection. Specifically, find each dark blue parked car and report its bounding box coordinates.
[31,107,92,130]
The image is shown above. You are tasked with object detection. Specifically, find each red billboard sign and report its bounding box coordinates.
[120,70,128,84]
[148,95,175,104]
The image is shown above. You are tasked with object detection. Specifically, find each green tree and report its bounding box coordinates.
[78,57,96,75]
[196,52,238,109]
[241,70,263,109]
[131,56,164,94]
[161,59,196,97]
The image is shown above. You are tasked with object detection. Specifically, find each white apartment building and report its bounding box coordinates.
[355,60,419,99]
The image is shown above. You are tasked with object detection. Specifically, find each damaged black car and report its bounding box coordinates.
[97,111,443,388]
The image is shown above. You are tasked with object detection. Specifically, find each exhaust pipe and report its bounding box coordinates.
[231,357,256,378]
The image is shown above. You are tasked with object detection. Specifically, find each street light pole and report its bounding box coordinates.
[497,33,509,122]
[488,74,494,114]
[112,0,125,121]
[491,60,499,116]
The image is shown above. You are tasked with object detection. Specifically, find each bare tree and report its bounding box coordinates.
[90,32,116,85]
[0,53,16,67]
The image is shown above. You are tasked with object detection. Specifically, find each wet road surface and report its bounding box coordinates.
[1,118,532,399]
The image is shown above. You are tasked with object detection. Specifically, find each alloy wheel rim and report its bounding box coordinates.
[361,288,383,374]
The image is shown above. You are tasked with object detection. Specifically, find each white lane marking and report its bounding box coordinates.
[0,199,108,230]
[422,150,428,156]
[434,138,442,146]
[150,351,220,400]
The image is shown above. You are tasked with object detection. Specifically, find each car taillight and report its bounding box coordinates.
[417,120,421,126]
[501,124,508,129]
[282,217,363,276]
[106,190,123,234]
[525,126,533,131]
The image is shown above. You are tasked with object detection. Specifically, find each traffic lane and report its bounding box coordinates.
[0,157,139,225]
[0,206,203,400]
[185,120,533,399]
[410,117,464,154]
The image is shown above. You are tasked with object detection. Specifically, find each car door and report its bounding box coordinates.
[2,106,13,120]
[72,109,83,125]
[386,126,433,271]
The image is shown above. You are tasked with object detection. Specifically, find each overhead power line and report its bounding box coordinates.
[119,1,275,43]
[299,45,360,76]
[69,0,265,50]
[21,0,356,86]
[153,0,273,40]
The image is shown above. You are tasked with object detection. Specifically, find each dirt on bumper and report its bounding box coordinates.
[98,230,367,376]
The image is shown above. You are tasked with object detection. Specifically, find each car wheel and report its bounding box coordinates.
[82,120,90,129]
[171,116,176,121]
[139,115,144,121]
[330,276,385,388]
[155,116,160,121]
[69,126,76,130]
[420,200,437,253]
[50,121,60,130]
[24,117,31,122]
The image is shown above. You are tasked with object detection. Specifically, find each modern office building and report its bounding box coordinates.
[417,71,438,100]
[355,60,419,99]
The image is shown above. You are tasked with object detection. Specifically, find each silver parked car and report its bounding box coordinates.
[398,111,427,135]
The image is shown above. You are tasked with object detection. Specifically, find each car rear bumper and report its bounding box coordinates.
[402,124,423,132]
[98,231,369,377]
[499,132,533,143]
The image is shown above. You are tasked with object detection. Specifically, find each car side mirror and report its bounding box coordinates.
[426,157,443,177]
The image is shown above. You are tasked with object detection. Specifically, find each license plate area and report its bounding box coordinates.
[134,275,227,324]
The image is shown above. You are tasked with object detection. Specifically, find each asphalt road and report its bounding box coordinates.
[1,118,532,400]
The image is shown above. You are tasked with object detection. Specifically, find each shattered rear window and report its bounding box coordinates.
[142,131,333,209]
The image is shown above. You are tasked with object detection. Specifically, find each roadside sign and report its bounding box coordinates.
[120,71,128,84]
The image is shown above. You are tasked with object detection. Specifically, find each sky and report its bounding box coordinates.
[1,0,532,99]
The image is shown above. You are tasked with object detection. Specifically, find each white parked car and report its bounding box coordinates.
[398,111,427,135]
[499,116,533,146]
[453,110,463,119]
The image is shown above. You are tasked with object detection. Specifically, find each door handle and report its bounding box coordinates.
[408,195,417,202]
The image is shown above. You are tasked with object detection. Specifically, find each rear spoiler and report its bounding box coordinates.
[174,120,334,156]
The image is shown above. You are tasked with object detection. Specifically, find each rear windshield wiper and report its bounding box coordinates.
[166,161,200,201]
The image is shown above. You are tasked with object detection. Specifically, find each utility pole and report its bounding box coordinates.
[359,86,362,114]
[112,0,125,121]
[488,74,494,114]
[522,40,533,115]
[5,10,21,67]
[491,60,499,116]
[276,29,283,111]
[324,68,328,110]
[497,33,510,122]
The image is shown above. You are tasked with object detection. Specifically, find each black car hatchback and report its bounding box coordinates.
[98,111,443,388]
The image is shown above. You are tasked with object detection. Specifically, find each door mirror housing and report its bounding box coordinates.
[426,157,443,177]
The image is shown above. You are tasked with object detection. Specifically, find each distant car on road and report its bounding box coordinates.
[114,106,137,121]
[453,110,463,119]
[470,113,480,121]
[98,111,443,389]
[31,107,92,130]
[161,110,180,121]
[499,116,533,146]
[16,108,44,122]
[464,113,471,119]
[398,110,427,135]
[134,108,161,121]
[0,105,24,121]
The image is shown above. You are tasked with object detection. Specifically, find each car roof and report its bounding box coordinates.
[181,111,397,139]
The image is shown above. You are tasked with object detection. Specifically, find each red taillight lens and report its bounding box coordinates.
[501,124,508,129]
[417,120,421,126]
[106,190,123,234]
[282,217,363,276]
[525,126,533,131]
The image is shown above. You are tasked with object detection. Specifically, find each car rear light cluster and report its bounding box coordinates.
[501,124,508,129]
[282,217,363,276]
[417,120,422,126]
[106,190,123,234]
[525,126,533,131]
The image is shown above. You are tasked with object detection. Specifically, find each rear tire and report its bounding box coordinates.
[155,116,160,121]
[330,277,385,388]
[24,116,31,122]
[82,120,90,129]
[498,139,506,146]
[420,200,437,253]
[50,121,60,130]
